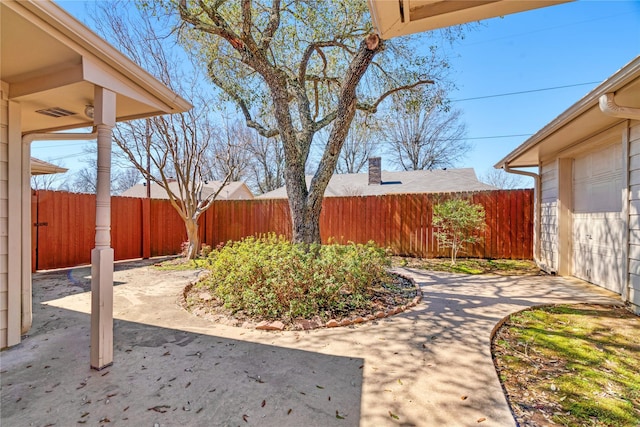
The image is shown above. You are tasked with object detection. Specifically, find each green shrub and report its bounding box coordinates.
[433,198,486,265]
[199,234,392,320]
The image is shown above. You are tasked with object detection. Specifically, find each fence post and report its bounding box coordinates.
[142,198,151,259]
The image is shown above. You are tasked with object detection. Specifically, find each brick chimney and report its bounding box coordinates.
[368,157,381,185]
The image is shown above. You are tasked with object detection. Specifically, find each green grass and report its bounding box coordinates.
[394,257,539,275]
[493,305,640,427]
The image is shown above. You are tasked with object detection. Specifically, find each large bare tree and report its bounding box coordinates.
[173,0,459,243]
[91,1,234,258]
[384,91,469,171]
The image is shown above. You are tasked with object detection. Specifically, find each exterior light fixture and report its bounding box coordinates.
[84,104,94,119]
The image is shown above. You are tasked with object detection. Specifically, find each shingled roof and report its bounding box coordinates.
[257,168,496,199]
[120,180,254,200]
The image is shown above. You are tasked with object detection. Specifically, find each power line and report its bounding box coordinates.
[451,81,600,102]
[464,133,533,141]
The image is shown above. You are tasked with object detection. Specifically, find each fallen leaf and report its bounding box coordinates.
[461,395,468,400]
[477,417,486,423]
[389,411,399,420]
[196,408,203,414]
[123,406,129,412]
[80,412,89,418]
[162,351,170,356]
[336,410,346,419]
[287,408,292,415]
[148,405,171,413]
[242,414,249,422]
[316,385,324,389]
[261,400,266,407]
[397,379,403,385]
[185,382,191,389]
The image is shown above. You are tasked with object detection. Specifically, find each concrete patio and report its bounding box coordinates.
[0,259,620,426]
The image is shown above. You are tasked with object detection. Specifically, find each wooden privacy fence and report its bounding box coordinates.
[31,189,533,271]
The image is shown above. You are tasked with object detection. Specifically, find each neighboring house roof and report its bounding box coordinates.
[257,168,496,199]
[30,157,67,175]
[367,0,569,39]
[1,0,191,133]
[120,181,254,200]
[497,55,640,169]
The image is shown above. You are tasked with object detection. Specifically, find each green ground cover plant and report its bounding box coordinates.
[394,257,539,275]
[493,304,640,427]
[195,234,395,320]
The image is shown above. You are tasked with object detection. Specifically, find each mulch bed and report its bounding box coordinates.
[180,272,421,331]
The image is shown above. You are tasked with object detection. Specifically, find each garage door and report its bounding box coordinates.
[573,142,624,294]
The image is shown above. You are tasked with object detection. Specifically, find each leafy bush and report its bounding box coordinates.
[433,198,486,265]
[198,234,392,320]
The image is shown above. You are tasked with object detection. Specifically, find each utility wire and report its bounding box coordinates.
[451,81,600,103]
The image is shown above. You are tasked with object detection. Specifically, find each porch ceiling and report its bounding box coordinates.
[367,0,571,39]
[0,0,191,133]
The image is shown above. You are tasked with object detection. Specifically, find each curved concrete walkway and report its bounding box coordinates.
[1,261,620,426]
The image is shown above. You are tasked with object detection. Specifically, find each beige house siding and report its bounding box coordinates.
[627,122,640,312]
[0,82,8,348]
[540,161,558,273]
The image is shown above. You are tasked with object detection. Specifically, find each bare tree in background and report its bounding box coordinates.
[114,168,142,194]
[481,168,531,189]
[247,131,286,195]
[384,91,469,171]
[204,119,252,182]
[90,1,234,259]
[335,113,379,174]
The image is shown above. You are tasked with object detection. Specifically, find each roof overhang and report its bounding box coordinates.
[367,0,572,39]
[30,157,68,175]
[496,56,640,169]
[1,0,191,133]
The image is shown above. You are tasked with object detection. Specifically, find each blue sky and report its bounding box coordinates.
[36,0,640,186]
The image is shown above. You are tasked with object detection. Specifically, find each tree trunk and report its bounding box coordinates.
[288,35,383,245]
[184,217,200,259]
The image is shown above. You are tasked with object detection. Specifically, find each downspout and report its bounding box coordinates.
[21,128,98,334]
[502,163,541,263]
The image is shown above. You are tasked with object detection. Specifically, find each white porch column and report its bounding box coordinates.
[91,87,116,370]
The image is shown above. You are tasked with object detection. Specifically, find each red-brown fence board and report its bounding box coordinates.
[149,199,185,257]
[111,196,143,261]
[31,189,533,271]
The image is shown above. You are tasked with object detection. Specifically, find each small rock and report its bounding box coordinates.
[375,311,386,319]
[255,321,284,331]
[198,292,213,302]
[197,271,211,281]
[326,319,339,328]
[412,296,421,304]
[550,384,557,391]
[353,316,365,324]
[339,319,351,327]
[295,319,319,330]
